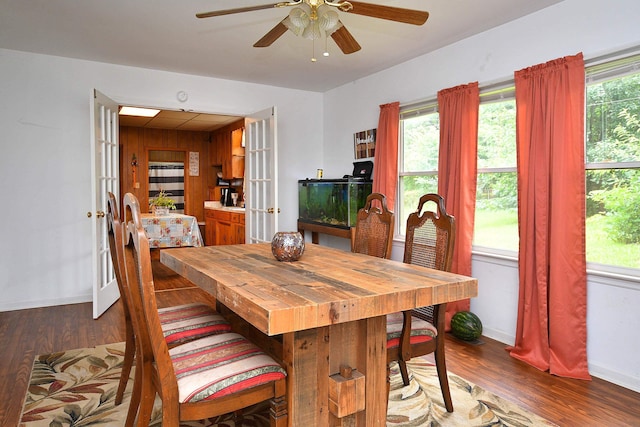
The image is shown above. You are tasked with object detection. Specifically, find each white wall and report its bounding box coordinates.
[322,0,640,392]
[0,48,323,311]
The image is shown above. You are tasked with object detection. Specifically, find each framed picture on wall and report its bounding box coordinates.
[354,128,376,159]
[189,151,199,176]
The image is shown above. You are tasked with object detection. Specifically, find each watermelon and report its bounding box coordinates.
[451,311,483,341]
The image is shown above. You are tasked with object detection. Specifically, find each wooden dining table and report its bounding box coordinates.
[160,243,478,427]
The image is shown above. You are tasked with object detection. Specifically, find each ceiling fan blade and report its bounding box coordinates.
[196,4,279,19]
[331,23,361,54]
[254,20,289,47]
[346,1,429,25]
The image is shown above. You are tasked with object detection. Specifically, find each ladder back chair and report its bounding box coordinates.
[121,193,288,426]
[350,192,395,259]
[106,193,232,426]
[106,192,138,424]
[386,193,456,412]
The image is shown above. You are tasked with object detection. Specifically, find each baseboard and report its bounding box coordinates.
[589,364,640,393]
[481,327,640,393]
[481,327,515,347]
[0,295,92,312]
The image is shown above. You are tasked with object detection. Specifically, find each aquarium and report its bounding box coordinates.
[298,178,373,229]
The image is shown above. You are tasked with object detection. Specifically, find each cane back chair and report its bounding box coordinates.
[386,193,456,412]
[351,192,395,259]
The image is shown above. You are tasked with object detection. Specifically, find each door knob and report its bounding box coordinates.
[96,210,105,218]
[267,208,281,214]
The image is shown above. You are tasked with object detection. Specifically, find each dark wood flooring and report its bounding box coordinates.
[1,260,638,426]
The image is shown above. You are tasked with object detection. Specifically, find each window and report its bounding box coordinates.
[474,96,518,252]
[396,50,640,271]
[585,54,640,269]
[398,91,519,250]
[398,103,439,235]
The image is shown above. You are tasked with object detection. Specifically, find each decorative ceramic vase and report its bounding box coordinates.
[271,231,305,262]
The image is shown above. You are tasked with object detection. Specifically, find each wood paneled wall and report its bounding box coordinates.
[119,127,213,222]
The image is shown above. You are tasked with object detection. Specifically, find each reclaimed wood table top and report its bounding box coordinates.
[160,243,478,336]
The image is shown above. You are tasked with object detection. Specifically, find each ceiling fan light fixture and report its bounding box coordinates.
[317,5,339,32]
[288,6,310,29]
[302,21,321,40]
[282,17,302,36]
[198,0,426,57]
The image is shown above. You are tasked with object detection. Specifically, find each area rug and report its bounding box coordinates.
[20,342,556,426]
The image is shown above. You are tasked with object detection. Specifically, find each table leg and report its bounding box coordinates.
[282,316,387,427]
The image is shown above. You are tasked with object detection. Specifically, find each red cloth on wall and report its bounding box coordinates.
[510,53,591,380]
[372,102,400,209]
[437,82,479,330]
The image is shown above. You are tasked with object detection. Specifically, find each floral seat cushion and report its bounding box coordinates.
[169,332,287,403]
[386,311,437,349]
[159,303,231,346]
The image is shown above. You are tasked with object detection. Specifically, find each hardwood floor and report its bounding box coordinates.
[1,260,638,426]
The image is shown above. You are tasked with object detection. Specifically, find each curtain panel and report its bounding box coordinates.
[437,82,479,329]
[372,102,400,210]
[510,53,591,380]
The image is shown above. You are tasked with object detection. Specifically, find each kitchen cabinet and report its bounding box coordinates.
[204,208,245,246]
[210,123,245,180]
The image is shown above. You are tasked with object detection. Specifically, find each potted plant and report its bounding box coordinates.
[149,189,176,216]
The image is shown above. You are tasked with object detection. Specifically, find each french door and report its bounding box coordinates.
[245,107,278,243]
[90,89,120,318]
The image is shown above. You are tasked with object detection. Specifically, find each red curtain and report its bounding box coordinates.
[437,82,479,329]
[509,53,591,380]
[372,102,400,209]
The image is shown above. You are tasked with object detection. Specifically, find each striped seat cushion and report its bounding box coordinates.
[158,303,231,346]
[169,332,287,403]
[386,311,437,349]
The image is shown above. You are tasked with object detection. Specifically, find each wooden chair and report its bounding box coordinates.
[106,192,138,423]
[121,193,288,426]
[386,193,456,412]
[350,192,395,259]
[106,192,232,426]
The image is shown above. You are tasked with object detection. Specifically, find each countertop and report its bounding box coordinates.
[204,201,245,213]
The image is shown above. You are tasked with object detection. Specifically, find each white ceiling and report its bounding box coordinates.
[1,0,564,93]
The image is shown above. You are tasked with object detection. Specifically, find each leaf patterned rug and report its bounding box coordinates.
[20,342,557,426]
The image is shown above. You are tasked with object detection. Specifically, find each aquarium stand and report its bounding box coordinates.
[297,220,351,244]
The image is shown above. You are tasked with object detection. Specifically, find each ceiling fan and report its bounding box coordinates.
[196,0,429,56]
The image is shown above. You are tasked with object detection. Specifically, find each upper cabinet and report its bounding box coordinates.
[210,119,245,179]
[230,127,245,179]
